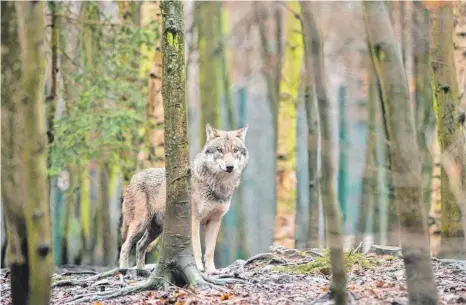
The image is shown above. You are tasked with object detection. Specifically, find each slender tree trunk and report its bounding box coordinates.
[197,2,221,144]
[362,2,438,304]
[144,2,165,169]
[152,0,210,287]
[337,86,348,223]
[356,58,380,248]
[413,2,436,216]
[300,3,347,304]
[299,2,320,249]
[2,2,53,304]
[275,1,302,248]
[254,3,283,248]
[426,1,466,258]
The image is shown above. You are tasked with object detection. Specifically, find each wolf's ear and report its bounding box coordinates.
[206,123,219,141]
[236,124,249,142]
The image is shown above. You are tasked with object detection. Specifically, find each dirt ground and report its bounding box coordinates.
[1,246,465,305]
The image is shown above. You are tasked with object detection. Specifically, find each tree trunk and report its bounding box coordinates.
[337,86,348,224]
[356,58,380,248]
[413,2,436,217]
[300,3,347,304]
[197,1,221,144]
[275,1,302,248]
[254,2,283,249]
[1,2,53,304]
[144,2,165,169]
[426,1,466,258]
[362,2,438,304]
[148,0,207,287]
[299,2,320,249]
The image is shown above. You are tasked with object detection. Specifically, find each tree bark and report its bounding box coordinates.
[362,2,438,304]
[356,58,380,248]
[299,2,320,249]
[413,2,436,217]
[2,2,53,304]
[427,1,466,258]
[337,86,348,224]
[197,2,221,144]
[275,1,302,248]
[300,3,347,304]
[144,2,165,169]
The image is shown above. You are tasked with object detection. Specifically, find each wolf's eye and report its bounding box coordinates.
[233,148,238,153]
[217,148,223,153]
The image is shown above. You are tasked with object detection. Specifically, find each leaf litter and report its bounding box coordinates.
[1,245,465,305]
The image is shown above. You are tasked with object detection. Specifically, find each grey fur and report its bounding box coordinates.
[119,124,249,273]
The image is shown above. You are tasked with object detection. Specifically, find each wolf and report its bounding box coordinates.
[119,123,249,274]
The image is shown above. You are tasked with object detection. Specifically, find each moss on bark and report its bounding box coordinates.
[362,2,438,304]
[427,2,466,259]
[300,2,347,304]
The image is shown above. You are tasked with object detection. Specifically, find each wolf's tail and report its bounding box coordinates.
[120,196,128,242]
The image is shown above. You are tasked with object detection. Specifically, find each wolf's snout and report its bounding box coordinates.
[226,165,234,172]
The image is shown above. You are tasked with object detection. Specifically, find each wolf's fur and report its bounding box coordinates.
[119,124,249,273]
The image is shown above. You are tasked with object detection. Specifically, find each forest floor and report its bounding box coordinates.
[1,245,465,305]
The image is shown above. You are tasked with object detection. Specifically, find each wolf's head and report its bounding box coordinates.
[198,123,249,175]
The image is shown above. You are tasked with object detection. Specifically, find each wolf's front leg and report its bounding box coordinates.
[192,214,204,271]
[204,219,222,274]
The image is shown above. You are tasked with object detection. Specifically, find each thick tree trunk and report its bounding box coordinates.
[1,2,53,304]
[299,2,320,249]
[300,3,347,304]
[362,2,438,304]
[427,1,466,258]
[275,1,302,248]
[414,2,436,217]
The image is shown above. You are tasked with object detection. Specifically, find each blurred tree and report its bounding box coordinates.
[337,86,348,223]
[426,1,466,258]
[356,58,380,247]
[363,2,438,304]
[216,2,249,265]
[140,1,165,170]
[1,1,53,304]
[254,3,283,248]
[47,1,68,266]
[275,1,303,247]
[197,2,221,144]
[413,2,435,215]
[300,3,347,304]
[299,2,320,249]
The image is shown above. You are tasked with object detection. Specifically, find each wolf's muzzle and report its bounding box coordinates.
[226,165,234,172]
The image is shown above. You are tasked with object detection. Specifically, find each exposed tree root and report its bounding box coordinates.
[57,271,98,277]
[66,277,161,304]
[310,290,357,305]
[244,253,286,266]
[201,273,248,285]
[65,271,248,304]
[52,268,151,288]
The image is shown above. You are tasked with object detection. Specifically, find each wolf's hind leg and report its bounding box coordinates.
[119,226,139,268]
[136,225,161,270]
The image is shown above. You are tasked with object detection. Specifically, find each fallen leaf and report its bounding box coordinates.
[93,302,103,305]
[220,293,231,301]
[375,280,384,288]
[321,287,328,292]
